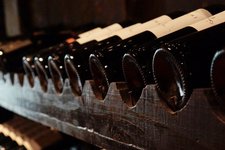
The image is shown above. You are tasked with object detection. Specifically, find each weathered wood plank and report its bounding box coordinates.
[0,73,224,149]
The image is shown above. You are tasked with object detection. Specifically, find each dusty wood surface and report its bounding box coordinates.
[0,73,224,150]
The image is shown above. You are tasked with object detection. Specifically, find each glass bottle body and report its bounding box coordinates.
[34,43,74,92]
[89,31,156,99]
[64,36,121,96]
[153,22,225,111]
[122,27,198,104]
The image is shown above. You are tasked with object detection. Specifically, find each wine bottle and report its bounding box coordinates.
[89,8,219,100]
[50,23,142,94]
[47,22,151,94]
[210,48,225,109]
[23,42,74,88]
[33,23,125,92]
[0,38,33,73]
[0,31,74,75]
[63,12,184,96]
[22,25,108,87]
[122,10,225,106]
[22,24,118,88]
[152,16,225,111]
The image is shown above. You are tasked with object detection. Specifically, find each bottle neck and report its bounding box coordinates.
[95,15,174,42]
[78,27,102,38]
[76,23,123,44]
[189,10,225,31]
[176,22,225,53]
[148,8,212,38]
[156,10,225,49]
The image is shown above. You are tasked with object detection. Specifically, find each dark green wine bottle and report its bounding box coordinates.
[89,8,215,100]
[153,15,225,111]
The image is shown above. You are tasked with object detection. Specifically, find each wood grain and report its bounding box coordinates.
[0,73,224,149]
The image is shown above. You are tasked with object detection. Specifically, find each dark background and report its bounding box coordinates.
[1,0,225,37]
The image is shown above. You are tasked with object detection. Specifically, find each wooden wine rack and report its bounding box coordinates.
[0,115,63,150]
[0,73,225,150]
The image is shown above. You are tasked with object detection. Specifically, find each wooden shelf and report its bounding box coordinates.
[0,115,63,150]
[0,73,224,149]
